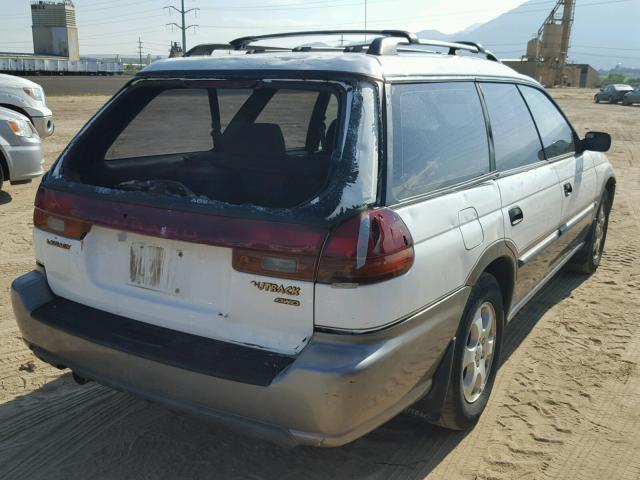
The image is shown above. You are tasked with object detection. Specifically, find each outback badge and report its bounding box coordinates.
[251,280,300,296]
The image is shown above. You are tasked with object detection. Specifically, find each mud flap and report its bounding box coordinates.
[404,337,455,423]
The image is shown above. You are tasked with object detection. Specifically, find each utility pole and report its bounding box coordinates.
[165,0,199,54]
[364,0,368,43]
[137,37,143,66]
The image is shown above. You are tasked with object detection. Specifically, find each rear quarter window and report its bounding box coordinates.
[389,82,490,201]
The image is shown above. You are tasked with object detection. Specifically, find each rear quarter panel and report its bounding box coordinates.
[314,181,504,331]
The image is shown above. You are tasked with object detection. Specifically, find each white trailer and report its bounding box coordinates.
[0,54,123,75]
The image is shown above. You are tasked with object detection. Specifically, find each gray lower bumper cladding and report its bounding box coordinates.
[11,270,467,446]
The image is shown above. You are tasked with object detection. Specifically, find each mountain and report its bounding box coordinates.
[417,0,640,69]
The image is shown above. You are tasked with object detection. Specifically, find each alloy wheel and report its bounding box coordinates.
[592,201,607,264]
[461,302,497,403]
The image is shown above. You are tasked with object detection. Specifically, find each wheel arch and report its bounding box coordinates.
[465,241,517,318]
[604,176,616,207]
[0,147,9,182]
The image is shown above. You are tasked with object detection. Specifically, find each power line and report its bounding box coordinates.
[165,0,199,53]
[570,51,640,60]
[199,0,386,12]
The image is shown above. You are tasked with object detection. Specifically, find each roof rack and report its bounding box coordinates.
[367,36,499,61]
[184,30,499,62]
[229,30,418,50]
[184,44,232,57]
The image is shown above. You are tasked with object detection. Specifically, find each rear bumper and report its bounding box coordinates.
[11,270,467,447]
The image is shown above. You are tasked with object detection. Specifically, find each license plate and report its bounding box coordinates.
[129,242,177,293]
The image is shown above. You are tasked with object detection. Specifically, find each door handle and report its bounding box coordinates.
[509,206,524,226]
[564,182,573,196]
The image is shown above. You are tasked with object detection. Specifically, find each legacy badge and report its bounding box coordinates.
[46,238,71,250]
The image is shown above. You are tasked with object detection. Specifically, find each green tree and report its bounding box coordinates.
[596,73,627,87]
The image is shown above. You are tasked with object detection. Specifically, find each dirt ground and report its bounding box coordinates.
[0,89,639,480]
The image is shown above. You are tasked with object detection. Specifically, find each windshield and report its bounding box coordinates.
[53,78,380,222]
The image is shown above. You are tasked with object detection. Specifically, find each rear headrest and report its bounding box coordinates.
[220,123,286,158]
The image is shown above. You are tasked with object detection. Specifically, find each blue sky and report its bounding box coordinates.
[1,0,529,56]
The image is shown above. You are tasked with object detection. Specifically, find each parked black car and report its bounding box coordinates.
[595,84,634,103]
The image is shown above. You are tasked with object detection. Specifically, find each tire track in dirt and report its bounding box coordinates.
[0,387,148,480]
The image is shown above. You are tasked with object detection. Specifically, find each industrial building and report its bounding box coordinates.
[504,60,599,88]
[31,0,80,60]
[503,0,598,88]
[0,1,121,75]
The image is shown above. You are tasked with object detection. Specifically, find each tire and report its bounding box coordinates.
[594,96,600,103]
[433,273,505,430]
[568,190,611,274]
[0,162,4,191]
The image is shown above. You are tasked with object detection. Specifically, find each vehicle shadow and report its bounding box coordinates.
[0,191,12,205]
[0,271,588,480]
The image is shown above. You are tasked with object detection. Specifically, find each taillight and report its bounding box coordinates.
[316,208,414,285]
[33,187,413,285]
[232,248,317,281]
[34,188,92,240]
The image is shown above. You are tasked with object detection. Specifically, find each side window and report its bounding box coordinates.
[390,82,490,200]
[480,83,544,171]
[519,85,575,159]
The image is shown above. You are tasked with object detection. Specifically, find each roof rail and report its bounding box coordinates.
[229,30,418,50]
[185,30,500,62]
[367,36,500,62]
[453,41,499,62]
[184,44,232,57]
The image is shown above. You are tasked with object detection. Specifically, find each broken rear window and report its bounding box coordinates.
[54,78,381,222]
[68,81,344,209]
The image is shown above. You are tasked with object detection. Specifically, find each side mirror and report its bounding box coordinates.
[582,131,611,152]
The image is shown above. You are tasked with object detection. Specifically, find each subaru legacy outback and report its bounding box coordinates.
[11,30,615,447]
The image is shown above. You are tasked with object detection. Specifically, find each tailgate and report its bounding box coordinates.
[33,191,327,356]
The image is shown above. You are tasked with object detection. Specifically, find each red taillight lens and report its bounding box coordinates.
[34,188,92,240]
[316,208,414,285]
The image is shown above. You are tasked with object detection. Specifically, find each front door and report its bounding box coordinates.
[479,82,564,310]
[518,85,598,261]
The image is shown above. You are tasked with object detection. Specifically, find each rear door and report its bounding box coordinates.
[480,82,563,309]
[519,85,597,258]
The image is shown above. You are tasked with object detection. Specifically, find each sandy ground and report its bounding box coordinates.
[0,90,639,480]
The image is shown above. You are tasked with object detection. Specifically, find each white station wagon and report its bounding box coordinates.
[12,30,615,447]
